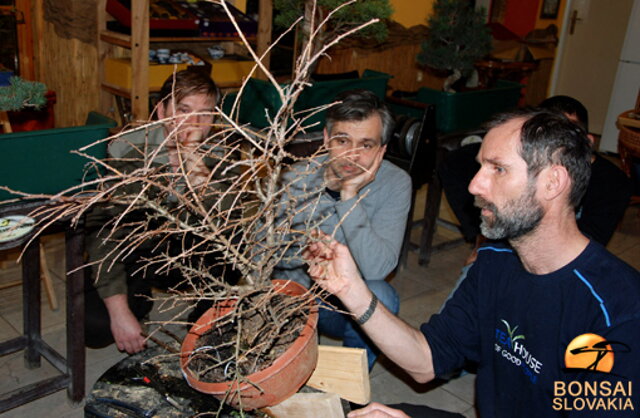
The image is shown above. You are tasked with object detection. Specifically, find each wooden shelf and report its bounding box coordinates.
[99,0,270,122]
[100,30,255,48]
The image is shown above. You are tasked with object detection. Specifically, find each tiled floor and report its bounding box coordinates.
[1,187,638,417]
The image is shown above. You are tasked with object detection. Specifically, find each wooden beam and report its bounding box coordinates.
[255,0,272,80]
[131,0,150,122]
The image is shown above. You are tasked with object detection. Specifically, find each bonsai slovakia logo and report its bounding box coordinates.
[565,333,616,372]
[552,333,634,412]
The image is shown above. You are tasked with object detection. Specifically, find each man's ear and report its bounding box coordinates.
[541,165,570,201]
[587,133,596,147]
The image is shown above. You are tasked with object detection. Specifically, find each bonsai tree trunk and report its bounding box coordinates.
[443,69,462,93]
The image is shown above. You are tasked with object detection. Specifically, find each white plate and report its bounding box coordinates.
[0,215,36,243]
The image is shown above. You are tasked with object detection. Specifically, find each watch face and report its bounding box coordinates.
[0,215,35,243]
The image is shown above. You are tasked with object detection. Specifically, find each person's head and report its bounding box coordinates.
[156,69,220,141]
[539,95,589,132]
[469,108,592,241]
[323,89,394,181]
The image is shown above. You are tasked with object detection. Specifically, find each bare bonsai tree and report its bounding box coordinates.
[6,0,381,411]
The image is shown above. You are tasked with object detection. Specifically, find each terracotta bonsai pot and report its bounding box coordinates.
[180,279,319,410]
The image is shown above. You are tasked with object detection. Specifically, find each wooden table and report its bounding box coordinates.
[0,200,85,412]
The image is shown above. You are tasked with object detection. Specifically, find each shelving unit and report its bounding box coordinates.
[98,0,264,122]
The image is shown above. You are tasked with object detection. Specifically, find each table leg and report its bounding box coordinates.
[23,238,41,368]
[65,227,85,402]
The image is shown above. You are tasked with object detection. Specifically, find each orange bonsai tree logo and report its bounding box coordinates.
[565,333,624,373]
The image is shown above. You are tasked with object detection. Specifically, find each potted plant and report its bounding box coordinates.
[417,0,492,93]
[412,0,521,133]
[16,1,379,412]
[0,76,52,133]
[273,0,392,72]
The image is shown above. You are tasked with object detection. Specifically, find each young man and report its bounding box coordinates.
[274,89,412,369]
[85,70,223,354]
[439,96,631,260]
[306,109,640,417]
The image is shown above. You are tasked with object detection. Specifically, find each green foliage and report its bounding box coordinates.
[417,0,492,74]
[274,0,393,42]
[0,77,47,111]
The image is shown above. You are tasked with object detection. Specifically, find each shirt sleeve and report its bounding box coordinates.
[420,262,482,377]
[333,166,412,281]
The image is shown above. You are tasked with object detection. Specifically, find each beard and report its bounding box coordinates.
[475,184,544,241]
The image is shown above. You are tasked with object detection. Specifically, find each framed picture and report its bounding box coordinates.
[540,0,560,19]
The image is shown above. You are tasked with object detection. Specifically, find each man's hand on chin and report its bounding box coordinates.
[340,146,386,201]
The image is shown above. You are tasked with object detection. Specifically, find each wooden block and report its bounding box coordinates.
[306,345,370,405]
[261,392,344,418]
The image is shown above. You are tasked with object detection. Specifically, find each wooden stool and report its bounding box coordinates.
[0,201,85,413]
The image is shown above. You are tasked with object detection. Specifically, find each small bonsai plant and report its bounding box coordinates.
[274,0,392,72]
[0,76,47,111]
[417,0,492,92]
[11,0,381,413]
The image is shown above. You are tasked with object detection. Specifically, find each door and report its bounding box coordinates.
[551,0,634,134]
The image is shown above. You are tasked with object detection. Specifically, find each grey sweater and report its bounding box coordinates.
[273,154,412,287]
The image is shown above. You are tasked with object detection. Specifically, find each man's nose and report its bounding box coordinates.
[468,168,485,197]
[345,144,361,161]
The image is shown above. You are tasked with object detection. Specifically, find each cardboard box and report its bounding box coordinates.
[104,57,253,91]
[207,58,255,85]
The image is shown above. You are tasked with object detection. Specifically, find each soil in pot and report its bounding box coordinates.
[188,292,308,382]
[180,280,319,410]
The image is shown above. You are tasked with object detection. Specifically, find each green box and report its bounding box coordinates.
[415,80,522,133]
[222,70,392,129]
[0,112,116,201]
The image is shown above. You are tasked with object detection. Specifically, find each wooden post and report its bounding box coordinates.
[255,0,272,80]
[97,0,115,120]
[131,0,149,122]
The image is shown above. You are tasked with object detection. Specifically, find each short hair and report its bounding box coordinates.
[539,95,589,132]
[325,89,395,145]
[485,108,592,208]
[158,69,220,107]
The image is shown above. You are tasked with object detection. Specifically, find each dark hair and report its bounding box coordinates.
[486,108,592,208]
[539,95,589,132]
[325,89,394,145]
[158,69,220,107]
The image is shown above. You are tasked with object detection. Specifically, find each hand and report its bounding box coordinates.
[340,145,386,201]
[304,230,366,299]
[348,402,410,417]
[104,294,146,354]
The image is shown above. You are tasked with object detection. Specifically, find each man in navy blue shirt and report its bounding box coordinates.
[306,108,640,417]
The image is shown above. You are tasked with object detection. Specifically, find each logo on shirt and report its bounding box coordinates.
[564,333,626,373]
[553,333,634,412]
[494,319,544,384]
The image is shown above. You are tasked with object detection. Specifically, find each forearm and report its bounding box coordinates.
[103,293,132,319]
[337,281,435,382]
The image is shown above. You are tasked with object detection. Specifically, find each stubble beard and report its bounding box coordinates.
[475,184,544,241]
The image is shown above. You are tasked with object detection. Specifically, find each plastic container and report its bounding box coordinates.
[0,112,116,201]
[223,69,392,129]
[415,80,522,133]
